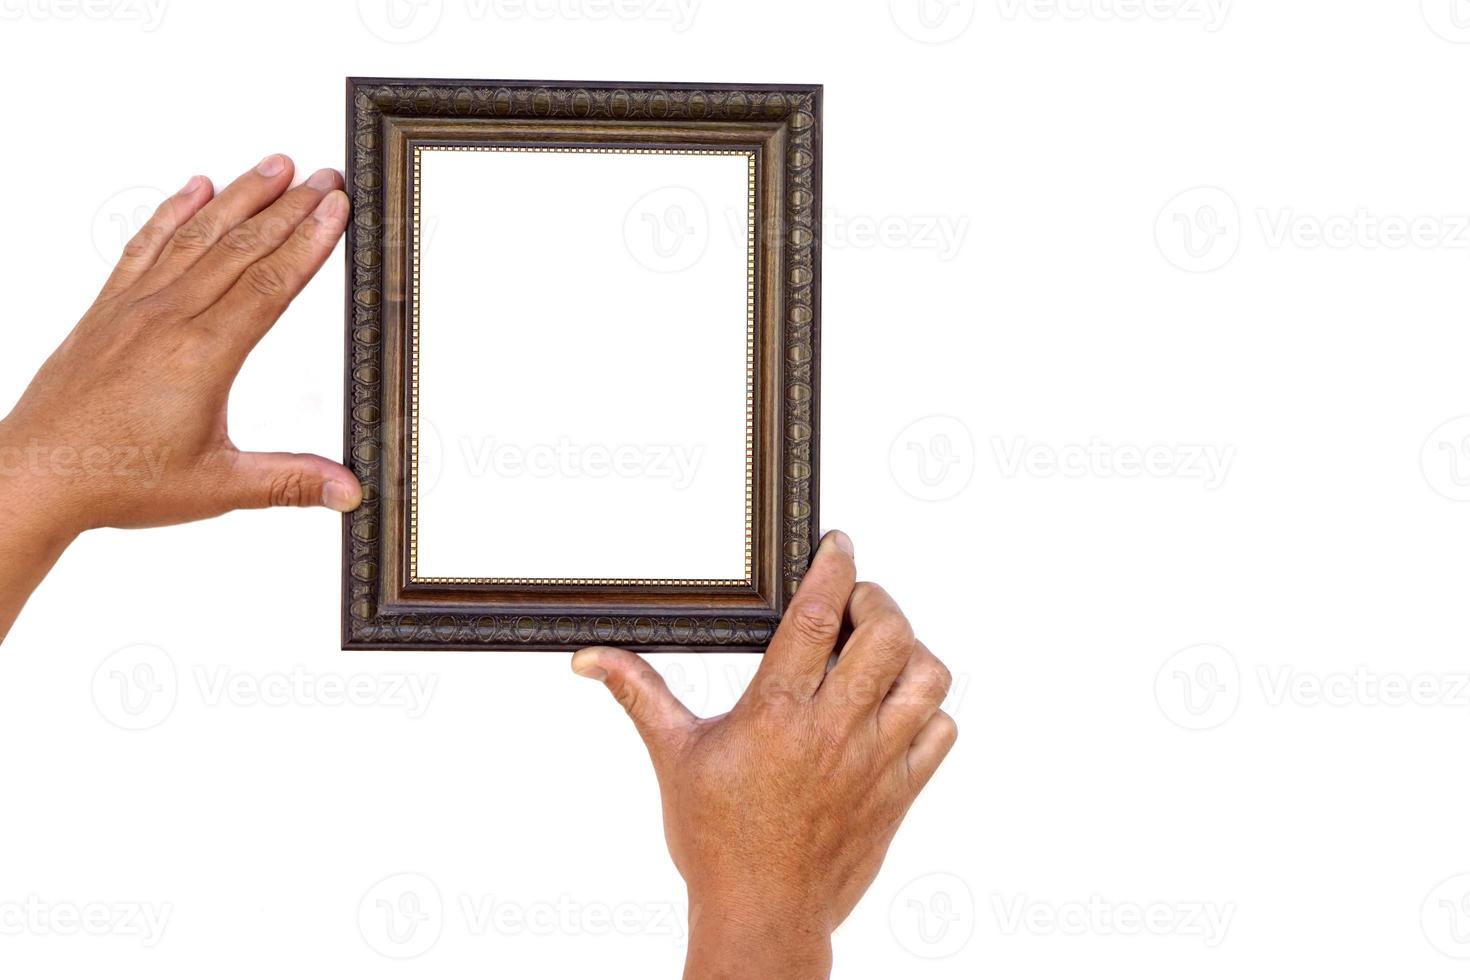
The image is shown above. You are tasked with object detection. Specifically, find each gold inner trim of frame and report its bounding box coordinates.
[408,144,758,587]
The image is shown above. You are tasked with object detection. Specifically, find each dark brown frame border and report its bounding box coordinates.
[342,78,821,652]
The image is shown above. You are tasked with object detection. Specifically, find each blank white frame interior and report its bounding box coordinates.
[411,146,754,584]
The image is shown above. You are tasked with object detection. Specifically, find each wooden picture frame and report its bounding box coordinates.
[341,78,822,652]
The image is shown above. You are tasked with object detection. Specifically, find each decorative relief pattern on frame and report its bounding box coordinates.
[343,79,820,650]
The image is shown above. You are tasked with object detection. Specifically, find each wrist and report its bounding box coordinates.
[0,423,83,553]
[685,888,833,980]
[0,425,81,642]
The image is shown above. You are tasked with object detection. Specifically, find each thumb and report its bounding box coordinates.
[572,646,697,756]
[226,451,363,513]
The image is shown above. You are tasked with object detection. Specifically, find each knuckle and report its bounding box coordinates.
[257,212,296,243]
[916,662,953,701]
[129,294,182,325]
[218,223,265,258]
[292,214,320,244]
[813,721,851,765]
[614,681,644,720]
[161,335,213,378]
[784,596,842,646]
[866,612,915,657]
[170,218,216,252]
[745,672,802,710]
[120,230,158,263]
[267,471,310,508]
[933,710,959,744]
[241,262,289,300]
[827,669,882,709]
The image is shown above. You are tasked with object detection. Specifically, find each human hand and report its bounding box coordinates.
[0,154,358,538]
[570,532,958,979]
[0,154,358,640]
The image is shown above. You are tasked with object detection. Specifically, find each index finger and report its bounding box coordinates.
[819,582,915,716]
[97,176,213,301]
[745,530,856,703]
[200,189,350,359]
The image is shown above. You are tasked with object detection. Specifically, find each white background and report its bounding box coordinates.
[2,0,1470,977]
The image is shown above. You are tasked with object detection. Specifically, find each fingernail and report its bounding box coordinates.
[306,168,340,192]
[313,190,348,225]
[178,175,205,195]
[256,154,287,177]
[829,530,854,557]
[571,649,608,681]
[322,480,360,513]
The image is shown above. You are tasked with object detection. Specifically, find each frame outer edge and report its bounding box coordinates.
[341,79,821,652]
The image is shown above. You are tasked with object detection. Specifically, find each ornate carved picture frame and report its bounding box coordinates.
[342,78,822,652]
